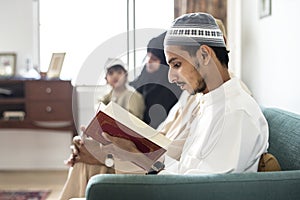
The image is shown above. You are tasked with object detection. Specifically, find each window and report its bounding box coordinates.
[37,0,174,84]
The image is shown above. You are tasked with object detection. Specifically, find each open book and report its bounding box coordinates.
[83,101,171,171]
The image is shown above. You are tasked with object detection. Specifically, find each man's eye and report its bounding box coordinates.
[173,62,181,69]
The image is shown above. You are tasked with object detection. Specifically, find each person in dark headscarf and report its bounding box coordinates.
[130,31,182,128]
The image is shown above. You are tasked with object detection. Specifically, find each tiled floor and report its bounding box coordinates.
[0,170,68,200]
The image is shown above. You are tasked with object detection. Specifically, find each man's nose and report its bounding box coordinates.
[168,68,177,83]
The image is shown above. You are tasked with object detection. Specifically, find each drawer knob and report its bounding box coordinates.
[46,106,52,112]
[46,87,52,94]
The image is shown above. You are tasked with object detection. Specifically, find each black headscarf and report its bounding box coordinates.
[130,32,182,128]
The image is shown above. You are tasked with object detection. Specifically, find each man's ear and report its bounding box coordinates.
[196,45,211,65]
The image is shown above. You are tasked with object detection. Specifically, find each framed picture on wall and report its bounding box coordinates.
[46,52,66,79]
[259,0,272,19]
[0,53,16,78]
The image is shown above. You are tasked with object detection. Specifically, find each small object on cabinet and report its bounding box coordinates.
[3,111,25,121]
[46,53,66,79]
[0,88,13,96]
[0,53,16,78]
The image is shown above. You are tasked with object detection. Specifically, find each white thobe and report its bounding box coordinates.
[162,78,269,174]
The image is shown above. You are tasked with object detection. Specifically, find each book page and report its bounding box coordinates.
[103,102,171,149]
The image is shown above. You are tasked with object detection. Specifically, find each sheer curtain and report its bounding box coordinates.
[38,0,174,82]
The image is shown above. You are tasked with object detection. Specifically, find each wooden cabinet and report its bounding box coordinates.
[0,79,76,135]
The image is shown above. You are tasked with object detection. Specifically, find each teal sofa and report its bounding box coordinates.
[86,107,300,200]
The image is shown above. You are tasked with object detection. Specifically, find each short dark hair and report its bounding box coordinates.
[180,45,229,68]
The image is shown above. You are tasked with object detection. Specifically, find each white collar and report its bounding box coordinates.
[199,78,241,106]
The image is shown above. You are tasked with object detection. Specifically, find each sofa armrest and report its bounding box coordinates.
[86,171,300,200]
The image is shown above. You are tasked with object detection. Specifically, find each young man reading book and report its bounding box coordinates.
[59,14,267,198]
[103,12,269,174]
[59,30,188,199]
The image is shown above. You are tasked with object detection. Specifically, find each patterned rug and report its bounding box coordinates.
[0,190,51,200]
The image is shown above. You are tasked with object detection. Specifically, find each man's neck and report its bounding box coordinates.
[203,64,230,94]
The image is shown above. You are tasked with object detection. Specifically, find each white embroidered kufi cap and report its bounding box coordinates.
[164,12,226,48]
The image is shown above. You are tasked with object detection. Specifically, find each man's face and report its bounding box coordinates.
[165,45,206,95]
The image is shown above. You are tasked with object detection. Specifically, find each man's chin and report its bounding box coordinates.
[191,85,207,95]
[185,88,195,95]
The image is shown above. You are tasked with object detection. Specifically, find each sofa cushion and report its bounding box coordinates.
[86,172,300,200]
[262,108,300,170]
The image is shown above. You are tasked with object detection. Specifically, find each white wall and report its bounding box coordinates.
[240,0,300,114]
[0,0,35,74]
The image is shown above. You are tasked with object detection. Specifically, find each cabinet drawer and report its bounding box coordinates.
[27,101,73,121]
[26,81,72,100]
